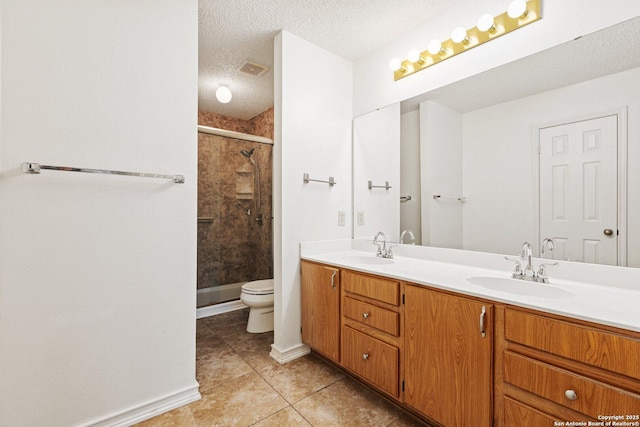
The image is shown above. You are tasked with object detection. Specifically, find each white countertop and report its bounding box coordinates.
[300,241,640,333]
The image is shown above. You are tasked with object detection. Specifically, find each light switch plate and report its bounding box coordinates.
[338,211,346,226]
[357,211,365,226]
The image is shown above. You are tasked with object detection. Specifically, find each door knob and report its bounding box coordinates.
[603,229,614,236]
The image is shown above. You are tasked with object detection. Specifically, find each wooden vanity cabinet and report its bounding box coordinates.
[501,307,640,425]
[301,259,640,427]
[341,270,403,399]
[300,260,341,362]
[404,284,493,427]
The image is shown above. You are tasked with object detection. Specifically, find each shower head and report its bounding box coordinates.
[240,148,255,158]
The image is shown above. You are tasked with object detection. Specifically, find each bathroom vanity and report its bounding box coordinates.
[300,241,640,427]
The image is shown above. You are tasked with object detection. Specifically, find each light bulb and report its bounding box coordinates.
[451,26,468,44]
[408,49,421,63]
[427,39,443,56]
[389,58,402,71]
[508,0,528,19]
[215,86,232,103]
[477,14,495,32]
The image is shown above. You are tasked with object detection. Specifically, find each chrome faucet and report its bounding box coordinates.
[521,242,534,276]
[504,241,558,284]
[541,238,555,259]
[400,229,416,245]
[373,231,393,258]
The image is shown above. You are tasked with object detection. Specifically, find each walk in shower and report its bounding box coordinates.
[197,128,273,310]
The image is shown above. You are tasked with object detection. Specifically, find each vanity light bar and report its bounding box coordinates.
[392,0,541,81]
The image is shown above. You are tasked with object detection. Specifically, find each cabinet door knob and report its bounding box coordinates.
[362,353,369,360]
[362,312,369,319]
[564,389,577,401]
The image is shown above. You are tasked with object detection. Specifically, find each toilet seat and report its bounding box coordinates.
[241,279,274,296]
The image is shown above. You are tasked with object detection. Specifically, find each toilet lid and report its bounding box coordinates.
[242,279,274,295]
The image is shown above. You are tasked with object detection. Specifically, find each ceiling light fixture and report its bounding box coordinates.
[390,0,541,81]
[215,86,232,103]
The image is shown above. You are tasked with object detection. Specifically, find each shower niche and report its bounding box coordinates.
[235,164,254,200]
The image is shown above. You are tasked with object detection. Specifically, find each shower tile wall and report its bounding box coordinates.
[199,107,274,139]
[197,109,274,300]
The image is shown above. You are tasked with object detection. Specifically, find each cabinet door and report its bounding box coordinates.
[301,261,340,361]
[404,285,493,427]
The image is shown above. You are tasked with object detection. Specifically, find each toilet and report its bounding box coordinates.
[240,279,274,333]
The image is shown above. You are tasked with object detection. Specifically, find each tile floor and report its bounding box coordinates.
[137,309,426,427]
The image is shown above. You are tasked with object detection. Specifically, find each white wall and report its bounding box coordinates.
[0,1,199,426]
[272,31,353,361]
[420,101,463,249]
[353,104,400,242]
[354,0,640,116]
[463,67,640,266]
[400,110,421,244]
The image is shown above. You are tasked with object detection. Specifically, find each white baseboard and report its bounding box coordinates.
[196,299,247,319]
[82,383,201,427]
[269,343,310,364]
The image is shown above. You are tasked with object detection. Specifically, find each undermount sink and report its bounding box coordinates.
[344,255,394,266]
[467,276,573,298]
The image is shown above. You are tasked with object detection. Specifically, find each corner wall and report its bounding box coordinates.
[0,1,199,425]
[272,31,353,360]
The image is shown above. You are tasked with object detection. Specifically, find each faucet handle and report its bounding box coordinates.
[504,256,523,277]
[536,261,558,277]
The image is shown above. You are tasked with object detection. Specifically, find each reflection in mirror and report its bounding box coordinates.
[353,104,401,242]
[381,18,640,267]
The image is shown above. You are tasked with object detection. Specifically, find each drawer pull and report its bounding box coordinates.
[330,270,337,289]
[362,353,369,360]
[479,306,487,338]
[362,312,369,319]
[564,389,578,401]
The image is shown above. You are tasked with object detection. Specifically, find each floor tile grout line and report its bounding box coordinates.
[228,330,296,425]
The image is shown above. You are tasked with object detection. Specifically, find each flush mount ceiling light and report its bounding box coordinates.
[215,86,232,103]
[390,0,541,81]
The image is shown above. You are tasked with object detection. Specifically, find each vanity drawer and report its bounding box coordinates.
[504,352,640,418]
[505,308,640,380]
[343,270,400,306]
[504,397,563,426]
[343,296,399,336]
[342,326,399,397]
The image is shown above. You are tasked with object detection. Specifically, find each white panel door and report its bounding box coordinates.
[539,115,618,265]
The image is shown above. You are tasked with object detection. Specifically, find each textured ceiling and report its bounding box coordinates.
[200,3,640,121]
[198,0,459,119]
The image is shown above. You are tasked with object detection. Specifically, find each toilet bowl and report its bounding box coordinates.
[240,279,274,333]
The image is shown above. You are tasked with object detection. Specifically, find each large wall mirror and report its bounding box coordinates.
[353,17,640,268]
